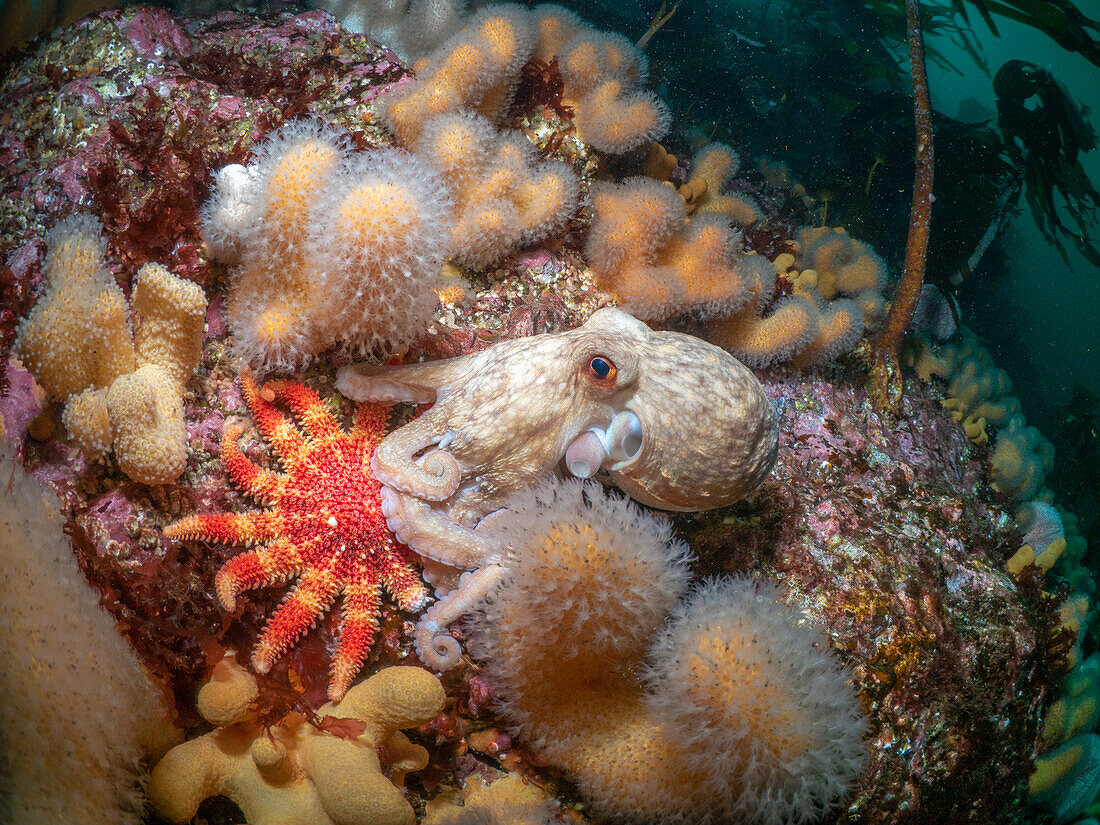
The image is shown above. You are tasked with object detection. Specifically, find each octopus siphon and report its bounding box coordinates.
[336,307,777,669]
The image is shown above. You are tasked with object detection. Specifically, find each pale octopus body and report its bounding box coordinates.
[336,308,777,669]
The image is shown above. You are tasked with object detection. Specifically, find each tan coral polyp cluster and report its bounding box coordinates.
[413,110,579,269]
[381,6,534,146]
[705,228,885,368]
[795,226,887,319]
[585,177,751,320]
[470,479,865,824]
[585,154,888,369]
[377,3,668,155]
[209,122,453,369]
[709,291,818,369]
[264,141,342,255]
[679,142,765,227]
[14,216,207,484]
[902,327,1053,500]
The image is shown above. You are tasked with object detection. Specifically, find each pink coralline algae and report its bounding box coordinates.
[0,8,1061,825]
[0,5,407,295]
[683,368,1045,824]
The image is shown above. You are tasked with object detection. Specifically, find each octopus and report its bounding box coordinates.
[336,307,777,669]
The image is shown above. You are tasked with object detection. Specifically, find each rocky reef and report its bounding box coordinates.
[0,6,1071,825]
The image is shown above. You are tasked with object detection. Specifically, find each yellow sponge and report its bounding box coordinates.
[149,655,445,825]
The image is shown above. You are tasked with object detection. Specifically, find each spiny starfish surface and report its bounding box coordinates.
[165,370,428,701]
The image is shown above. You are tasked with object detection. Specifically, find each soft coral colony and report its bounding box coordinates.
[0,3,1092,825]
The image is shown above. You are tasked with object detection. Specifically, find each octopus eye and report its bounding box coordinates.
[588,356,617,382]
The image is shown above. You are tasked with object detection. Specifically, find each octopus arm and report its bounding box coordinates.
[379,486,502,569]
[336,358,475,405]
[372,416,462,500]
[415,564,505,671]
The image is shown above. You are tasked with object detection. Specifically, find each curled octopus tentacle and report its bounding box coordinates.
[414,565,505,672]
[379,487,500,570]
[369,416,461,501]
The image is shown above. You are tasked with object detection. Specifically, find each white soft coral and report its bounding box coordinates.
[202,120,452,370]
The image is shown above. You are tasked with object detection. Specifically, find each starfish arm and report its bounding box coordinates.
[349,400,389,445]
[220,423,284,503]
[240,368,306,467]
[165,511,286,546]
[380,545,431,612]
[214,537,304,611]
[251,564,340,674]
[266,379,340,442]
[329,573,383,701]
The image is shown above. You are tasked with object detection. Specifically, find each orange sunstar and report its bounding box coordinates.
[165,370,428,701]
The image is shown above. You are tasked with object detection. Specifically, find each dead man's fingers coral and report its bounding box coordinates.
[573,78,670,155]
[679,142,764,226]
[13,214,136,401]
[412,111,578,269]
[468,477,694,750]
[13,215,207,484]
[207,120,454,368]
[107,364,190,485]
[644,577,868,824]
[468,477,867,825]
[377,5,536,144]
[303,148,454,355]
[130,261,207,387]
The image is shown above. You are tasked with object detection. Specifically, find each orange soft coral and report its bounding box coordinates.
[164,371,428,701]
[795,226,887,328]
[376,4,668,155]
[679,142,764,227]
[705,228,890,368]
[15,215,207,484]
[204,121,452,369]
[584,177,751,320]
[413,111,578,268]
[379,5,536,145]
[469,478,866,825]
[572,78,669,154]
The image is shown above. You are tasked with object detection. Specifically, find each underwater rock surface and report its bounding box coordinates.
[714,370,1047,824]
[0,8,1056,824]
